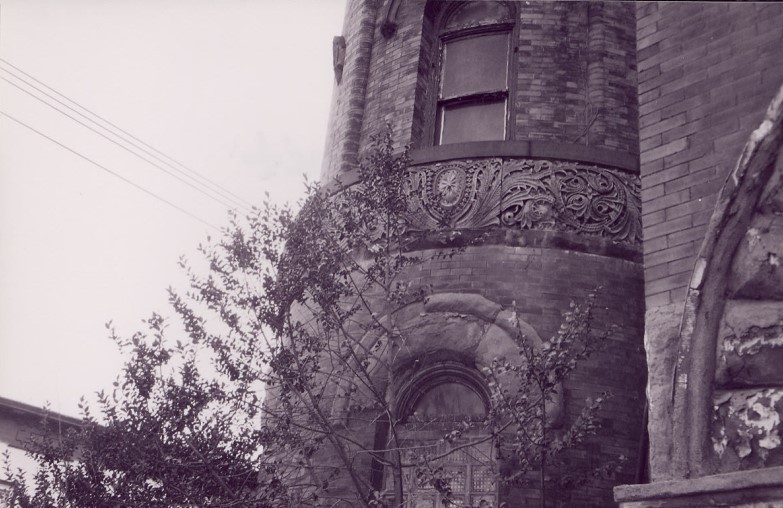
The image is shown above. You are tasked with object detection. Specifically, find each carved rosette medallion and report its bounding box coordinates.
[406,157,642,245]
[406,159,502,230]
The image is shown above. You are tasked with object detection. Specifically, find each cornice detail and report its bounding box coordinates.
[405,157,642,245]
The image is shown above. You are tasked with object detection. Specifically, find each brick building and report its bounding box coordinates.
[322,1,646,506]
[615,3,783,506]
[318,1,783,506]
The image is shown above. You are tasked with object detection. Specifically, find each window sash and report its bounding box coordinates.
[435,25,512,145]
[440,31,510,100]
[436,96,507,145]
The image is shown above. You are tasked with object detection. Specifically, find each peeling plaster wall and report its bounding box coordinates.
[712,389,783,469]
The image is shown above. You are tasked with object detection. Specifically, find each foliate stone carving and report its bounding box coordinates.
[405,157,642,245]
[406,158,503,230]
[501,159,642,244]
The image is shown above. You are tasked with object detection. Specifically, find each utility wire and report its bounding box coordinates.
[0,74,248,214]
[0,67,250,213]
[0,58,255,211]
[0,110,220,231]
[0,59,253,211]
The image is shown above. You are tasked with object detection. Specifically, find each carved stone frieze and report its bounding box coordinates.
[406,158,503,230]
[405,157,642,245]
[501,159,642,244]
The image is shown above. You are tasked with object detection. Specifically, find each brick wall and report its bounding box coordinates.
[320,0,379,182]
[317,3,646,504]
[585,2,639,155]
[399,243,646,508]
[359,2,427,153]
[296,240,646,507]
[637,2,783,313]
[515,2,638,156]
[322,1,640,183]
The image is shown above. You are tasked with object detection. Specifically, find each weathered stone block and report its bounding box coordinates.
[729,218,783,300]
[423,292,501,321]
[644,303,682,481]
[716,300,783,388]
[615,465,783,507]
[712,388,783,472]
[759,153,783,215]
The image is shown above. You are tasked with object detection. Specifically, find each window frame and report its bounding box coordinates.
[391,363,499,508]
[403,443,499,508]
[429,1,518,147]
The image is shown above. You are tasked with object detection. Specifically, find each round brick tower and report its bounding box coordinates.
[320,2,644,506]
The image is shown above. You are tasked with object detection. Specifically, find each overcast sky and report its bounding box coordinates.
[0,0,347,417]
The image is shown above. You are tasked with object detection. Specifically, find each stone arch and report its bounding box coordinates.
[370,292,542,507]
[669,84,783,478]
[329,291,563,425]
[389,291,544,372]
[396,361,491,422]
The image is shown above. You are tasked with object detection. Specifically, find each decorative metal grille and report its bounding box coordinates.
[472,467,496,492]
[396,439,498,508]
[445,466,467,492]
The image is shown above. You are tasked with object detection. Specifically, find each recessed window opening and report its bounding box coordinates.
[435,1,514,146]
[393,363,498,507]
[409,380,487,421]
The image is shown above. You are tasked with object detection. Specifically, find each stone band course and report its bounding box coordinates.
[406,157,642,245]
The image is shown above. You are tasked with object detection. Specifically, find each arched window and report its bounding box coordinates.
[409,381,486,420]
[434,2,515,146]
[393,364,499,508]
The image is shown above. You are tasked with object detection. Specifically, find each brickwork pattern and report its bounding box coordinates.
[637,2,783,311]
[516,2,638,156]
[305,242,646,507]
[322,1,640,183]
[318,2,647,505]
[359,2,427,154]
[321,0,379,182]
[586,2,639,155]
[398,244,646,508]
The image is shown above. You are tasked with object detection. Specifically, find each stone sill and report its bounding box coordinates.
[410,140,639,174]
[614,466,783,507]
[326,140,639,192]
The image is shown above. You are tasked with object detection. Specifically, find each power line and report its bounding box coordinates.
[0,58,255,212]
[0,72,250,214]
[0,110,220,231]
[0,73,248,212]
[0,58,254,211]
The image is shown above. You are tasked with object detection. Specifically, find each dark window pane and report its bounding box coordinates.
[438,100,506,145]
[412,382,486,418]
[445,1,511,30]
[441,33,509,98]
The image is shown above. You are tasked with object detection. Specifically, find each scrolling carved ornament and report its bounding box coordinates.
[405,157,642,245]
